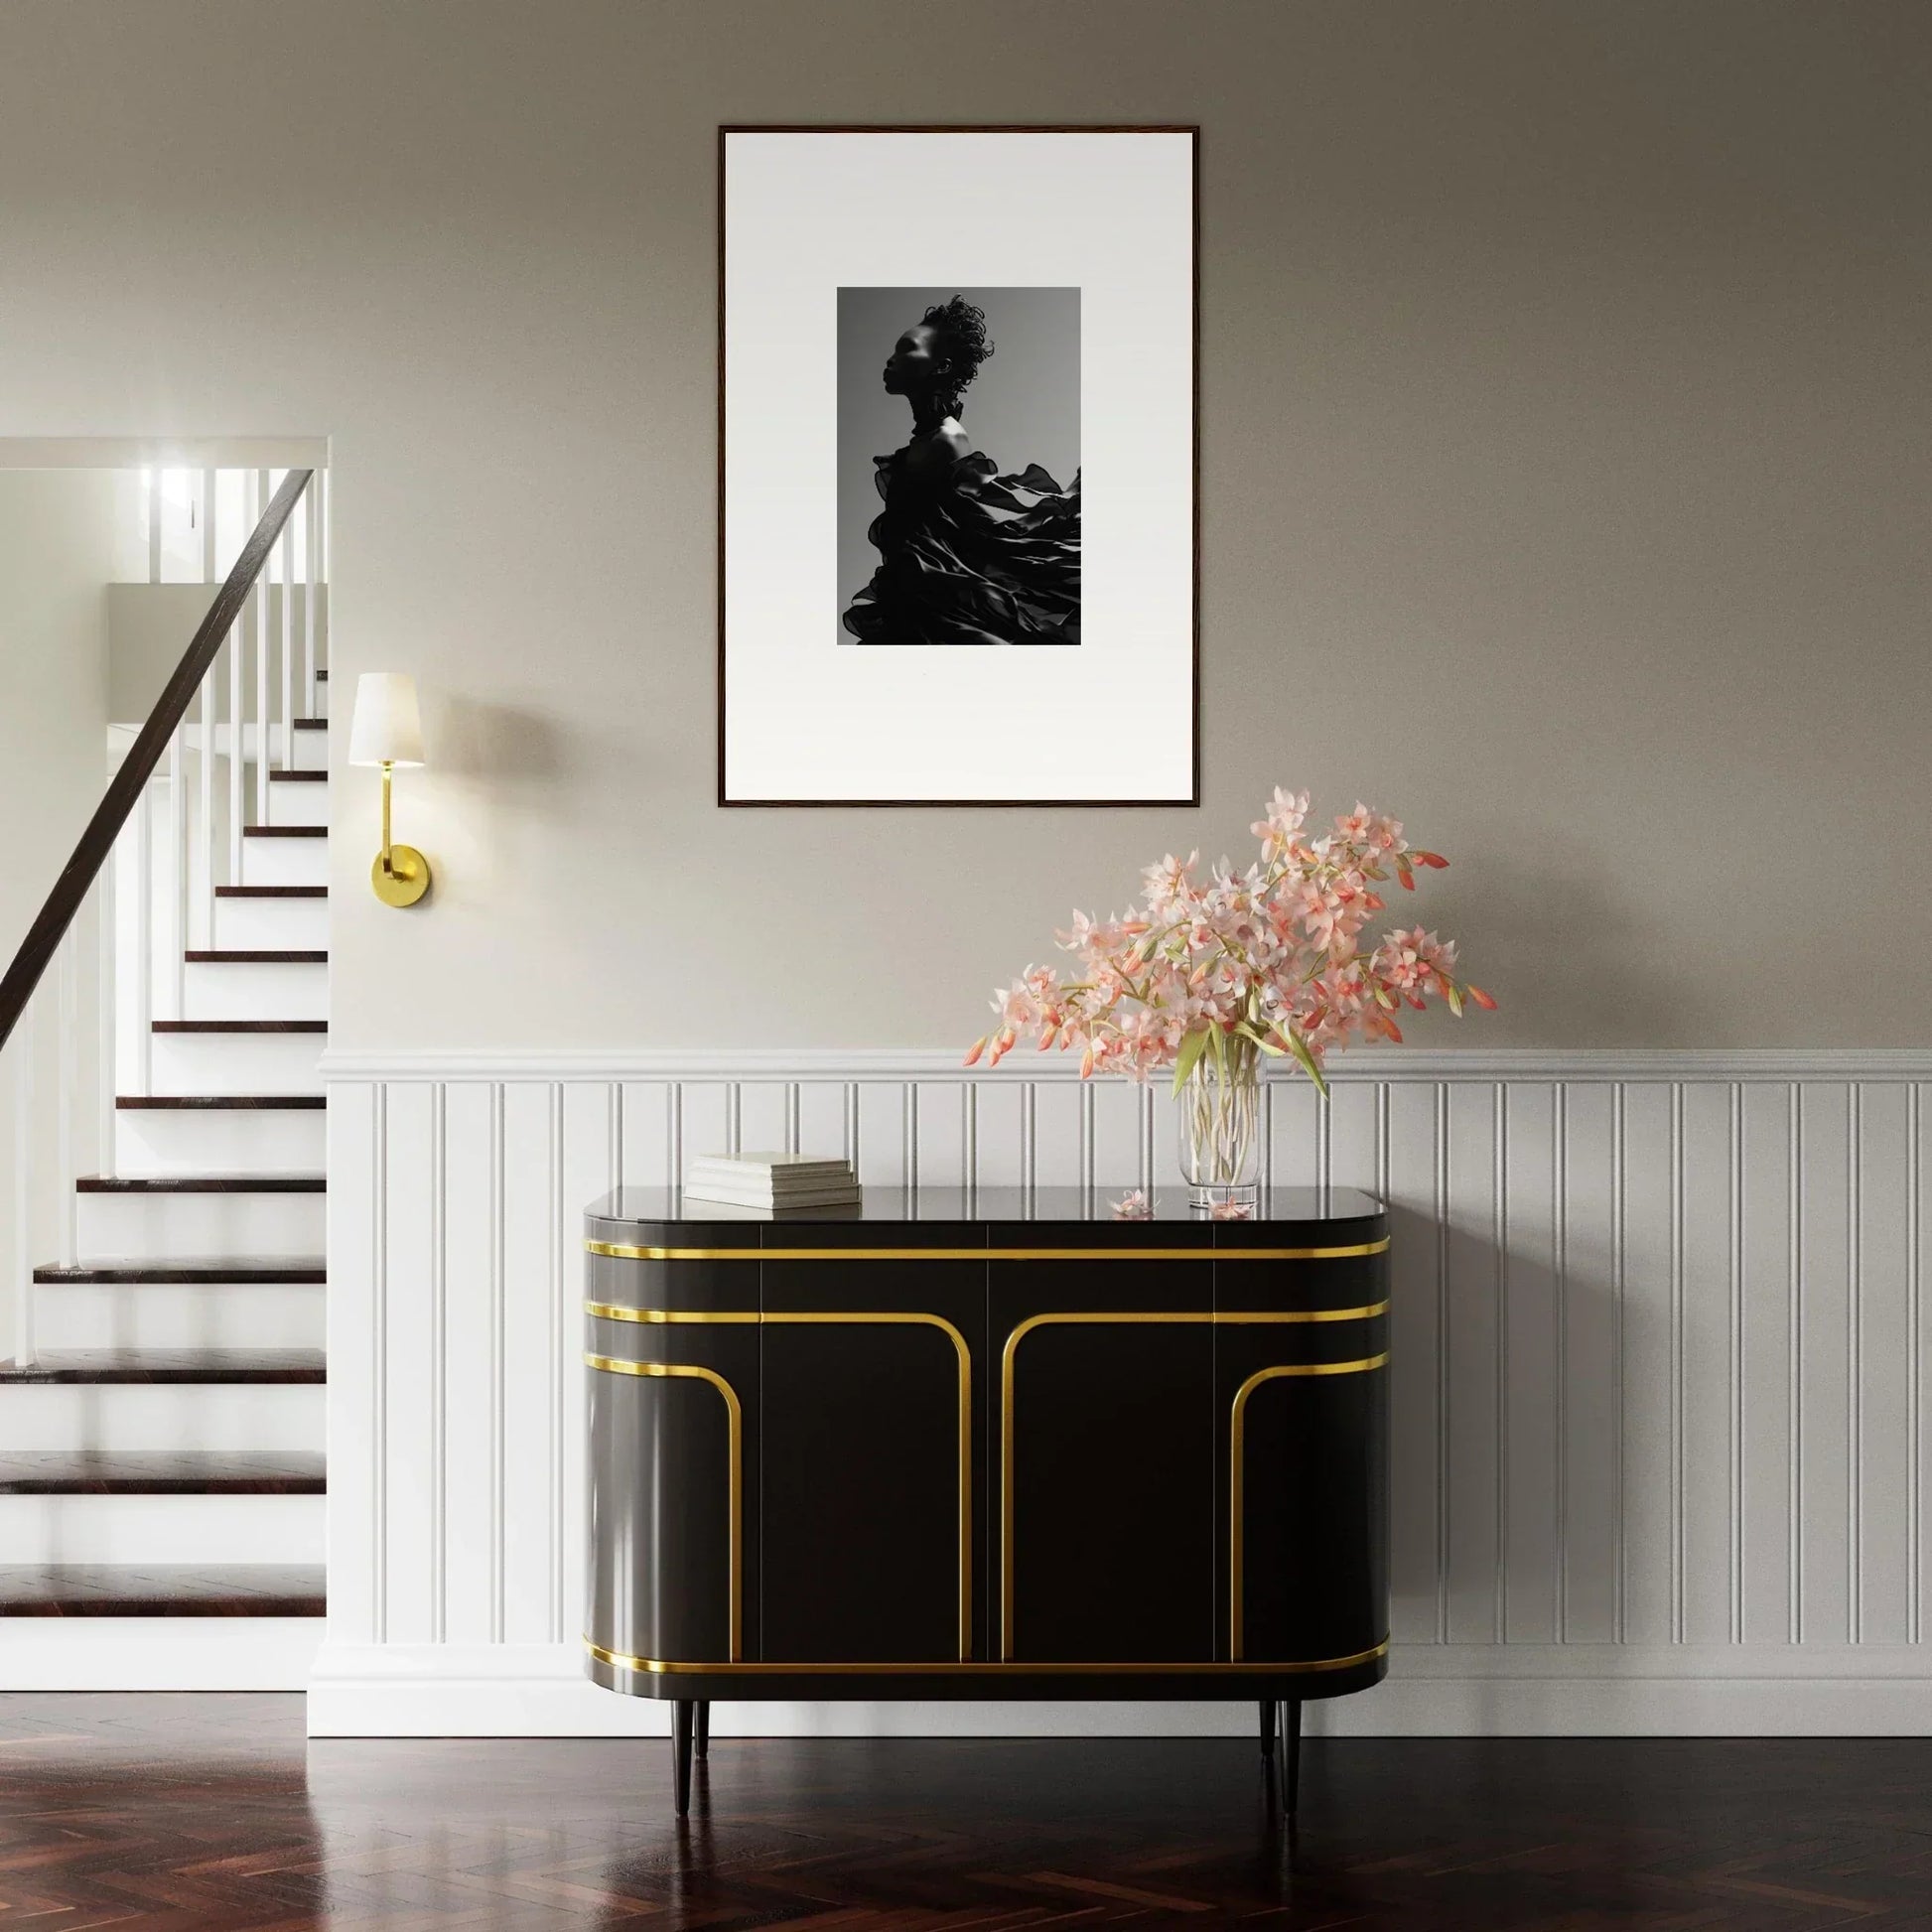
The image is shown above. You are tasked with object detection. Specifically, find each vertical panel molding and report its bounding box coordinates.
[318,1047,1932,1736]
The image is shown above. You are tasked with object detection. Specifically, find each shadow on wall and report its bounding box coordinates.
[419,694,570,897]
[1429,835,1730,1046]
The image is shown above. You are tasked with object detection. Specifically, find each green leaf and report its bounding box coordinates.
[1170,1026,1211,1098]
[1282,1027,1329,1099]
[1447,984,1464,1018]
[1235,1022,1287,1056]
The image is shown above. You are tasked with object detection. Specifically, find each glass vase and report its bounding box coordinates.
[1176,1047,1262,1213]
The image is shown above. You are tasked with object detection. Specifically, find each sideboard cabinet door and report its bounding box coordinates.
[759,1255,987,1663]
[993,1240,1216,1664]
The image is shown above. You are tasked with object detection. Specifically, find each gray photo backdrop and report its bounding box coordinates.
[836,286,1081,643]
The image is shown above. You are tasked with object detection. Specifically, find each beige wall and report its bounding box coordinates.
[0,0,1924,1049]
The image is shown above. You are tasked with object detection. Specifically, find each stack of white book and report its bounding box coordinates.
[683,1152,862,1211]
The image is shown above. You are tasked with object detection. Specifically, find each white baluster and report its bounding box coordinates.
[304,479,319,714]
[134,783,153,1098]
[202,466,217,582]
[280,508,293,771]
[96,865,116,1181]
[199,654,215,947]
[147,467,162,584]
[255,470,271,826]
[57,935,76,1269]
[228,473,247,891]
[12,1002,36,1367]
[170,726,187,1019]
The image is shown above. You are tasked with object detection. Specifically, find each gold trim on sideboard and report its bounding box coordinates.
[997,1311,1390,1660]
[586,1239,1390,1263]
[584,1636,1390,1677]
[585,1303,760,1324]
[1228,1354,1391,1661]
[583,1354,743,1662]
[583,1312,974,1662]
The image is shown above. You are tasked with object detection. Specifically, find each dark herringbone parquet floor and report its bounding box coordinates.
[2,1696,1931,1927]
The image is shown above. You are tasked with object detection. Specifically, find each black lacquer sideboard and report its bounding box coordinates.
[582,1185,1390,1814]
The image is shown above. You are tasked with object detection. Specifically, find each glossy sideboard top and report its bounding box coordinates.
[585,1184,1386,1244]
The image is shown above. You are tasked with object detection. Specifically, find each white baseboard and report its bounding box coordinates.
[306,1642,1932,1738]
[0,1620,323,1690]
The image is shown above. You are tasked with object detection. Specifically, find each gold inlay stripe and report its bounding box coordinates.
[585,1636,1390,1677]
[587,1302,1386,1326]
[584,1302,760,1323]
[586,1238,1390,1263]
[583,1312,974,1662]
[1228,1354,1391,1660]
[999,1316,1390,1661]
[582,1354,742,1662]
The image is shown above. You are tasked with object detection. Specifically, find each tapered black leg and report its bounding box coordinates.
[672,1700,695,1817]
[1258,1699,1277,1759]
[1280,1698,1302,1817]
[695,1701,710,1762]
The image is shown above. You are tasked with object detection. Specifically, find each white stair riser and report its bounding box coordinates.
[150,1031,323,1096]
[267,782,329,828]
[241,837,329,889]
[184,960,327,1021]
[0,1494,324,1565]
[76,1190,325,1263]
[35,1286,325,1352]
[116,1109,326,1176]
[0,1385,323,1452]
[291,728,328,771]
[213,896,329,950]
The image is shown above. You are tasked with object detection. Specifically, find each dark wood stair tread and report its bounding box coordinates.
[0,1450,325,1494]
[243,825,326,838]
[268,769,328,781]
[33,1259,326,1284]
[0,1349,325,1384]
[76,1174,324,1192]
[215,886,327,898]
[117,1095,326,1110]
[0,1564,325,1616]
[292,717,328,731]
[152,1020,327,1034]
[185,950,327,964]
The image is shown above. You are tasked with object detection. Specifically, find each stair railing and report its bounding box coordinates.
[0,466,319,1367]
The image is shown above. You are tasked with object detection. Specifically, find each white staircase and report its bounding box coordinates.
[0,470,328,1684]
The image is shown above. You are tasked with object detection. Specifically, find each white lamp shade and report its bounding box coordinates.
[347,672,426,767]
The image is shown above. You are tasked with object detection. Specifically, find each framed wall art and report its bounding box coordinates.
[718,125,1198,806]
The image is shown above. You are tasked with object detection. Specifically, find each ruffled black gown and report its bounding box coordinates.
[842,444,1080,646]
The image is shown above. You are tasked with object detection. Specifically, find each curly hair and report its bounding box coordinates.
[921,295,994,419]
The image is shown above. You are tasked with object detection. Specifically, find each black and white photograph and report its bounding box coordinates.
[839,287,1080,648]
[720,126,1196,804]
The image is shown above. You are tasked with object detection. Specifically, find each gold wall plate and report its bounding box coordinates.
[372,843,431,907]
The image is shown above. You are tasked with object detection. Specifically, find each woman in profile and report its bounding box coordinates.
[842,296,1080,646]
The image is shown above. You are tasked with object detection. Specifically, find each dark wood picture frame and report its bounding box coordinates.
[717,124,1200,809]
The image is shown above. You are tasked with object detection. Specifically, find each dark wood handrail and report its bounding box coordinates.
[0,468,315,1054]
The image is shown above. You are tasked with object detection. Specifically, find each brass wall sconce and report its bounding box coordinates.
[347,672,433,907]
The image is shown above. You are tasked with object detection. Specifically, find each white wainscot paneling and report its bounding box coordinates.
[313,1049,1932,1737]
